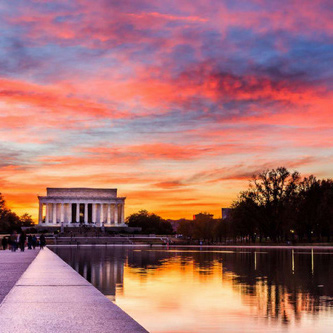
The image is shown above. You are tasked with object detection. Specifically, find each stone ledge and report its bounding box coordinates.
[0,248,147,333]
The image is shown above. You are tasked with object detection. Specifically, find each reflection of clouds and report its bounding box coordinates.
[53,247,333,332]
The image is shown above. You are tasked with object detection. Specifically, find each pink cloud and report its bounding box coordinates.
[1,0,332,221]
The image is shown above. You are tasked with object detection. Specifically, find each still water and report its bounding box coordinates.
[52,246,333,332]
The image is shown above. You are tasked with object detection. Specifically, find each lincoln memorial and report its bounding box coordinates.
[38,188,126,227]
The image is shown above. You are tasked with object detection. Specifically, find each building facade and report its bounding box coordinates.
[38,188,126,227]
[193,213,214,220]
[221,208,232,220]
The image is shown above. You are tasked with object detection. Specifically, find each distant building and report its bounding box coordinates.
[221,208,232,220]
[38,188,126,227]
[193,213,214,220]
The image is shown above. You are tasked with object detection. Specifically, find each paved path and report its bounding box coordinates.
[0,249,39,304]
[0,247,147,333]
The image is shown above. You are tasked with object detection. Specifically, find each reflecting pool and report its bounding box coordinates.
[52,246,333,332]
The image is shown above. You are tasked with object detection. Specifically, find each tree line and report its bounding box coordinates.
[0,193,34,233]
[126,210,174,234]
[229,167,333,243]
[2,167,332,242]
[176,167,333,243]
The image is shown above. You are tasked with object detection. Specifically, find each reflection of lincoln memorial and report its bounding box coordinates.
[77,259,124,301]
[38,188,126,227]
[53,247,126,301]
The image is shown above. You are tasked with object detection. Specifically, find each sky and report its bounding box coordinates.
[0,0,332,221]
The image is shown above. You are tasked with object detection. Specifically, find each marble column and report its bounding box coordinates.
[100,203,104,225]
[53,203,57,224]
[60,203,64,223]
[92,204,97,224]
[110,205,114,225]
[114,204,118,225]
[39,202,43,224]
[45,204,49,224]
[67,204,71,223]
[76,203,80,223]
[118,204,121,224]
[107,204,111,225]
[84,203,88,224]
[121,203,125,224]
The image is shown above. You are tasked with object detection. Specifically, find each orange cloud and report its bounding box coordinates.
[1,0,331,222]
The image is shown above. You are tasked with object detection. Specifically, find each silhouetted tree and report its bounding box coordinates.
[296,177,333,242]
[230,168,333,243]
[238,168,300,241]
[214,218,232,243]
[318,180,333,242]
[20,213,35,227]
[176,213,221,243]
[193,213,218,242]
[126,210,173,234]
[177,220,194,239]
[0,193,31,232]
[231,197,260,242]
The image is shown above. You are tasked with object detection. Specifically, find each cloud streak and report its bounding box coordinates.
[0,0,332,219]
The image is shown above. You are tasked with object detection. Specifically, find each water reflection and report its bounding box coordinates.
[52,247,333,332]
[54,246,126,300]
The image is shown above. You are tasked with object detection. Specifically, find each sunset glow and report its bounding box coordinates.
[0,0,332,220]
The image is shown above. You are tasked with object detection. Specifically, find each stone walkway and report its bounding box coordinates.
[0,249,39,304]
[0,248,147,333]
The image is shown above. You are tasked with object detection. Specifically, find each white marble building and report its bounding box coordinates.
[38,188,126,227]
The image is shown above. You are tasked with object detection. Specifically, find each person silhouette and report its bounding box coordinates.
[19,231,26,252]
[1,236,8,250]
[32,235,37,249]
[39,234,46,249]
[10,231,17,251]
[27,234,33,249]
